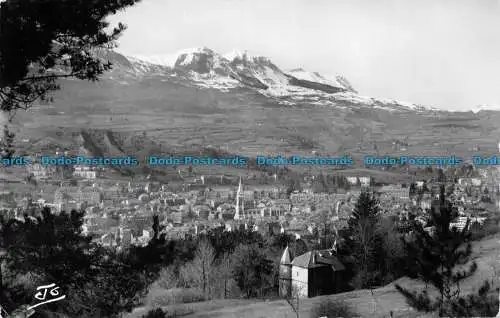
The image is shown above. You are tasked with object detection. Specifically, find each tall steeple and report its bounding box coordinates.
[234,177,242,220]
[241,186,245,217]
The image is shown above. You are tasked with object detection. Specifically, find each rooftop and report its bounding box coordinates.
[291,249,345,271]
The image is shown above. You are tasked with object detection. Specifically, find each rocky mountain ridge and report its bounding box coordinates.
[95,48,435,113]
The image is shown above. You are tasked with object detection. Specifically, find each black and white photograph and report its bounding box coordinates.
[1,0,500,317]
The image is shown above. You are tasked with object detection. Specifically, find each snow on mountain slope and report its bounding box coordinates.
[287,68,345,89]
[131,54,178,68]
[131,48,215,68]
[174,47,224,71]
[129,48,342,93]
[335,75,357,93]
[223,50,247,61]
[222,49,291,90]
[101,48,435,113]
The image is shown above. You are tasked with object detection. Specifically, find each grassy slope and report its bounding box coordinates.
[14,78,500,160]
[125,234,500,318]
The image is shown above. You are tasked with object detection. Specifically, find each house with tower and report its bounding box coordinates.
[279,246,345,298]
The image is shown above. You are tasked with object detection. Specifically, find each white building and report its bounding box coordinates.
[358,177,371,186]
[73,165,98,179]
[26,163,57,181]
[450,217,468,231]
[471,178,482,187]
[279,247,345,298]
[346,177,358,185]
[458,178,482,187]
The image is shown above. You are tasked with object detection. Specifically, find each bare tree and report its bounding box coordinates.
[312,208,334,249]
[487,256,500,288]
[216,252,233,299]
[157,265,179,290]
[191,239,216,300]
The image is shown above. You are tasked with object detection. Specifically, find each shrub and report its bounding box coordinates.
[470,218,500,241]
[148,288,205,307]
[157,266,180,289]
[142,308,167,318]
[445,281,499,317]
[310,298,357,318]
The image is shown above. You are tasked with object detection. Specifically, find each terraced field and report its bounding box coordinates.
[11,74,500,175]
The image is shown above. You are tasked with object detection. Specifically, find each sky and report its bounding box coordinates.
[107,0,500,111]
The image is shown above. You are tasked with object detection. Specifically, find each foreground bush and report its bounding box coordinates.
[142,308,167,318]
[148,288,205,307]
[310,298,357,318]
[470,217,500,241]
[445,281,499,317]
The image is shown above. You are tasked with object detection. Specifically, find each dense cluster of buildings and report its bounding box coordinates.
[0,156,498,298]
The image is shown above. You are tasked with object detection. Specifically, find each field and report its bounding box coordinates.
[12,78,500,163]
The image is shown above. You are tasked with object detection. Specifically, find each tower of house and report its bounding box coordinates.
[279,246,292,298]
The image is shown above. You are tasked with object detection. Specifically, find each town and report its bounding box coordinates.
[0,150,497,312]
[1,152,494,253]
[3,0,500,317]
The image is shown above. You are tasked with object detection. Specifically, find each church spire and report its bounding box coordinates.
[234,177,242,220]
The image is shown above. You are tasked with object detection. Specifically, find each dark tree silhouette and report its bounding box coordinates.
[409,183,417,198]
[395,185,483,317]
[286,175,302,196]
[313,208,335,250]
[345,190,383,289]
[0,125,15,159]
[0,207,148,317]
[231,243,274,298]
[0,0,141,156]
[142,308,167,318]
[437,169,446,183]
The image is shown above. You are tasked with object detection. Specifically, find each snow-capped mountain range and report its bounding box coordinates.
[97,47,435,113]
[28,47,500,160]
[128,47,351,92]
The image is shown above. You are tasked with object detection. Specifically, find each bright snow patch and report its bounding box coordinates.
[223,49,264,62]
[131,48,213,68]
[130,54,178,68]
[287,68,344,89]
[224,50,247,61]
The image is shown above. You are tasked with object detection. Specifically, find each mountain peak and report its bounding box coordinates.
[89,48,438,114]
[178,47,214,55]
[121,47,360,97]
[173,47,221,72]
[223,50,272,64]
[130,47,215,68]
[223,50,247,61]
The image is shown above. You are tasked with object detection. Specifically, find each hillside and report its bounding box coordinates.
[11,47,500,174]
[125,234,500,318]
